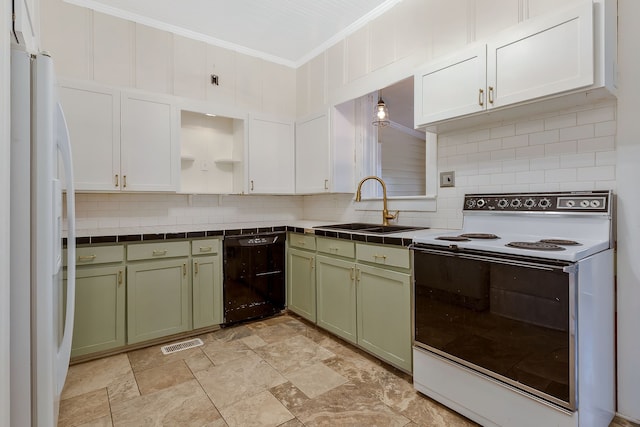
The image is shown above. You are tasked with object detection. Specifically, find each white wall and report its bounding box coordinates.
[613,0,640,422]
[1,0,11,423]
[305,100,617,229]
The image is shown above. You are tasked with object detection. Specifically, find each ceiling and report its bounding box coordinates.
[65,0,402,67]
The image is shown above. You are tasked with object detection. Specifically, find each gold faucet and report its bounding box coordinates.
[355,176,399,226]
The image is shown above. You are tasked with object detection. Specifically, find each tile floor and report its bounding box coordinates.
[59,313,638,427]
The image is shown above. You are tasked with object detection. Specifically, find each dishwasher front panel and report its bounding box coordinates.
[223,233,286,324]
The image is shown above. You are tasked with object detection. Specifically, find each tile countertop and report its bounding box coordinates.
[65,221,449,248]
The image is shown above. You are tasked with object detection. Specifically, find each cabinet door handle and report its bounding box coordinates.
[309,257,314,270]
[123,175,127,188]
[478,88,484,106]
[183,263,187,276]
[114,174,119,188]
[194,261,199,275]
[356,267,361,282]
[78,254,96,262]
[152,249,168,256]
[118,270,123,286]
[488,86,494,104]
[324,179,329,190]
[199,246,213,252]
[250,180,254,191]
[350,267,355,281]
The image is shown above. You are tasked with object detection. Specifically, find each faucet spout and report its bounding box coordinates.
[355,176,399,226]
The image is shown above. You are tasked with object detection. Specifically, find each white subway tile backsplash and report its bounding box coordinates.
[577,105,615,125]
[577,136,616,153]
[595,121,617,137]
[516,145,546,159]
[577,166,615,182]
[559,124,594,141]
[467,128,491,142]
[545,141,577,156]
[560,153,595,168]
[502,134,529,149]
[456,142,479,154]
[490,148,516,161]
[516,170,545,184]
[529,129,560,145]
[491,173,516,185]
[530,156,560,170]
[544,113,576,130]
[478,139,502,152]
[515,119,544,135]
[502,159,530,173]
[596,151,616,166]
[490,124,515,139]
[545,168,577,183]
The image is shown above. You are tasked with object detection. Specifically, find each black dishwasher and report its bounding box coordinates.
[223,232,286,325]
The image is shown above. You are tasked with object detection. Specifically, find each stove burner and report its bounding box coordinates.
[506,241,566,251]
[459,233,500,239]
[539,239,581,246]
[436,236,471,242]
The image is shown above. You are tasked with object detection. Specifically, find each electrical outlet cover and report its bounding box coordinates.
[440,171,455,187]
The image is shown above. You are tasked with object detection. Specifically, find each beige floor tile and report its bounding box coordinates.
[252,322,299,344]
[208,324,254,342]
[240,334,268,349]
[291,382,410,427]
[254,335,335,374]
[110,379,223,426]
[63,354,133,400]
[184,350,214,373]
[201,338,254,365]
[269,382,310,410]
[135,359,194,395]
[58,388,111,427]
[195,352,287,408]
[285,362,348,398]
[75,415,113,427]
[218,390,294,427]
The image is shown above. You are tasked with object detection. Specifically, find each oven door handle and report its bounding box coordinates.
[410,244,571,272]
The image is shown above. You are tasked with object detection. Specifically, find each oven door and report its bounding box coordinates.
[412,245,577,410]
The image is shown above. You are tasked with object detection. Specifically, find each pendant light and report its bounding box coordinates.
[372,94,390,127]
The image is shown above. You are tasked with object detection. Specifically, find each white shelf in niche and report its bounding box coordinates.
[181,153,196,162]
[214,158,241,164]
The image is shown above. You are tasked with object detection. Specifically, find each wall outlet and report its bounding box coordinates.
[440,171,455,187]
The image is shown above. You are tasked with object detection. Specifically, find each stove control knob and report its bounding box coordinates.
[510,198,522,208]
[539,198,552,208]
[476,199,486,208]
[524,198,536,208]
[498,198,509,209]
[466,199,476,208]
[580,200,590,208]
[566,200,575,208]
[590,199,601,208]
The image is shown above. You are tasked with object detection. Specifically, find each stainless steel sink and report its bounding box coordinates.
[314,223,427,234]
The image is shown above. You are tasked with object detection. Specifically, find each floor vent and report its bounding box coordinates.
[161,338,204,355]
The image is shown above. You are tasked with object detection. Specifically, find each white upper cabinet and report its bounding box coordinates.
[59,81,178,192]
[295,112,331,194]
[58,81,121,191]
[415,0,610,129]
[247,114,295,194]
[12,0,39,52]
[120,91,178,192]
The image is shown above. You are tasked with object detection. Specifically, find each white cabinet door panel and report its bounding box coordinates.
[295,112,330,194]
[487,1,593,108]
[248,114,294,194]
[58,82,120,191]
[415,45,487,125]
[121,93,177,191]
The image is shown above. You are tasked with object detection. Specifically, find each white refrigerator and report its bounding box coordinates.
[10,48,77,426]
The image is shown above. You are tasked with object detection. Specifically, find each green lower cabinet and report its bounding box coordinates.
[356,263,412,372]
[287,248,317,322]
[127,258,191,344]
[316,255,357,344]
[64,265,126,358]
[192,254,223,329]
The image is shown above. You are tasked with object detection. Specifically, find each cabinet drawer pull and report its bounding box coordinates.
[324,179,329,190]
[297,240,305,246]
[194,261,199,275]
[118,270,123,286]
[373,254,387,261]
[123,175,127,188]
[114,174,119,188]
[78,254,97,262]
[329,247,339,252]
[152,249,168,256]
[183,263,187,276]
[488,86,494,104]
[250,180,254,191]
[478,88,484,106]
[199,246,213,252]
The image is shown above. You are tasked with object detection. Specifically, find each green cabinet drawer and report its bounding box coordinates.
[191,238,221,256]
[356,243,410,269]
[316,237,355,258]
[63,245,124,266]
[288,232,316,250]
[127,240,190,261]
